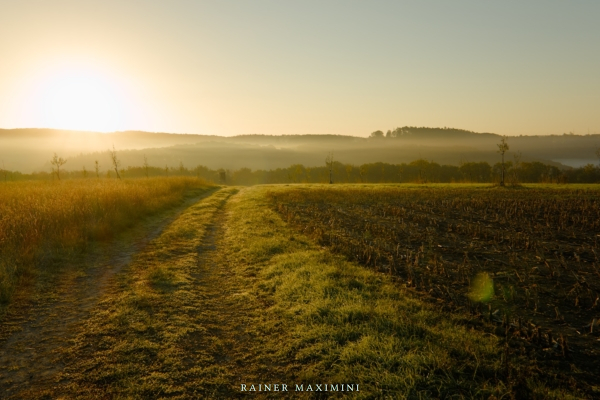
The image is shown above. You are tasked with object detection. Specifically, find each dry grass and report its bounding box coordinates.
[48,188,242,399]
[0,177,212,309]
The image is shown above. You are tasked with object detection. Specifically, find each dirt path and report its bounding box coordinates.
[0,187,219,397]
[0,187,280,398]
[179,203,265,394]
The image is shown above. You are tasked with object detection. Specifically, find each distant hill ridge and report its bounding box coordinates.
[2,126,597,141]
[1,127,598,173]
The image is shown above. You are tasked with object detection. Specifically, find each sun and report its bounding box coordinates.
[34,65,127,132]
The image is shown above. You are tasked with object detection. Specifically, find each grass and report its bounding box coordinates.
[3,183,595,398]
[48,187,243,398]
[0,177,212,313]
[221,186,589,398]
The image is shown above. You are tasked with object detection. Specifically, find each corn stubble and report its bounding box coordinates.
[270,185,600,397]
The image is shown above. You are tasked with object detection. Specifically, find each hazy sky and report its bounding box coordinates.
[1,1,599,137]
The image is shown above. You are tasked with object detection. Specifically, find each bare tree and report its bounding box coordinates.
[94,160,100,178]
[50,153,67,180]
[325,152,334,184]
[109,145,121,179]
[497,136,509,186]
[143,155,149,178]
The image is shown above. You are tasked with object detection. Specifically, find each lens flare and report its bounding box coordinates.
[468,272,494,303]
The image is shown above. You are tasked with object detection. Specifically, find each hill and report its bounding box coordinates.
[1,127,598,173]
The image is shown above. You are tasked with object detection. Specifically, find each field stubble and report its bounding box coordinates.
[270,185,600,396]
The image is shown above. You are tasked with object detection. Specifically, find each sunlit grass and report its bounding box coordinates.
[0,177,212,308]
[56,188,239,398]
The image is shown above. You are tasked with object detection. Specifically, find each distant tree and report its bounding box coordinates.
[510,151,522,185]
[517,162,561,183]
[94,160,100,178]
[109,145,121,179]
[165,165,169,177]
[385,130,392,138]
[232,167,253,185]
[497,136,509,186]
[295,164,305,182]
[458,160,472,182]
[359,165,367,183]
[194,165,211,180]
[325,152,334,184]
[304,166,312,183]
[410,159,430,183]
[459,162,491,183]
[179,161,186,175]
[595,147,600,167]
[218,169,226,184]
[580,164,599,182]
[82,166,88,178]
[50,153,67,180]
[391,127,404,138]
[493,161,512,183]
[288,164,305,183]
[1,160,6,182]
[370,130,384,138]
[345,164,353,182]
[143,155,149,178]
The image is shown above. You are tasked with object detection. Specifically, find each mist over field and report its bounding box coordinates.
[2,127,599,174]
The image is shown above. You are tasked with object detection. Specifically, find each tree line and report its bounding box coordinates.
[369,126,488,138]
[3,158,600,185]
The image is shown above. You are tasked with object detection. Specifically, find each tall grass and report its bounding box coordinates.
[0,177,212,305]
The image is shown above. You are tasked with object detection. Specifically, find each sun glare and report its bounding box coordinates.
[33,65,128,132]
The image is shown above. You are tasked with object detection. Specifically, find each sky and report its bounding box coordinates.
[1,0,599,137]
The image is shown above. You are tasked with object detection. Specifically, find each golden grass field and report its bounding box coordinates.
[0,177,210,309]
